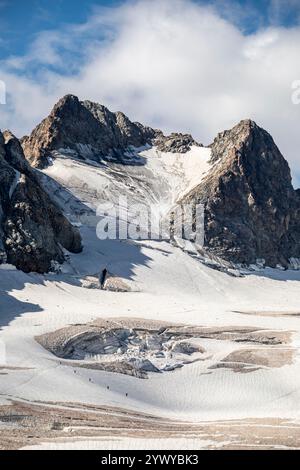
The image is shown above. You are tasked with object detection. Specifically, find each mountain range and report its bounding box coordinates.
[0,94,299,272]
[1,95,300,450]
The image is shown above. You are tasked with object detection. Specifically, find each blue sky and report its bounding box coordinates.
[1,0,300,59]
[0,0,300,185]
[0,0,110,59]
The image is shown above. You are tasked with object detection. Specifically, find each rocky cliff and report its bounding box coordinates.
[0,130,82,273]
[19,95,300,269]
[181,119,300,267]
[21,95,201,168]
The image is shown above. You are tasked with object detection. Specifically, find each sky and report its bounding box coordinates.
[0,0,300,185]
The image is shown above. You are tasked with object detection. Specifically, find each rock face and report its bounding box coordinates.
[0,133,15,263]
[21,95,157,167]
[21,95,153,167]
[0,130,82,273]
[154,132,202,153]
[181,120,300,267]
[21,95,201,168]
[17,95,300,268]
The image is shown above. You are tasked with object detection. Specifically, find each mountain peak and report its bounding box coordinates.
[58,93,79,103]
[52,94,81,113]
[21,95,159,168]
[182,119,299,267]
[21,96,202,168]
[210,118,284,170]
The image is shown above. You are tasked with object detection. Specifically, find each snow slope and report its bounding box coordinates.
[1,145,300,449]
[41,145,211,233]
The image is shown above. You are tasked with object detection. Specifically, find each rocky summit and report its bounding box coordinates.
[0,130,82,273]
[21,95,201,168]
[154,132,202,153]
[181,119,300,267]
[11,95,300,270]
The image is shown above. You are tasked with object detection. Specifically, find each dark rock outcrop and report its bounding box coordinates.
[0,133,15,262]
[21,95,201,168]
[154,132,202,153]
[181,119,300,267]
[21,95,158,168]
[0,130,82,273]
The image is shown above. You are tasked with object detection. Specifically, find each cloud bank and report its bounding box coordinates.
[0,0,300,184]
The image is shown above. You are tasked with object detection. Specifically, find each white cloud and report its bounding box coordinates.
[1,0,300,185]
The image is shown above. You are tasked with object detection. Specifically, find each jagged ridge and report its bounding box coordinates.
[17,95,300,269]
[21,95,200,168]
